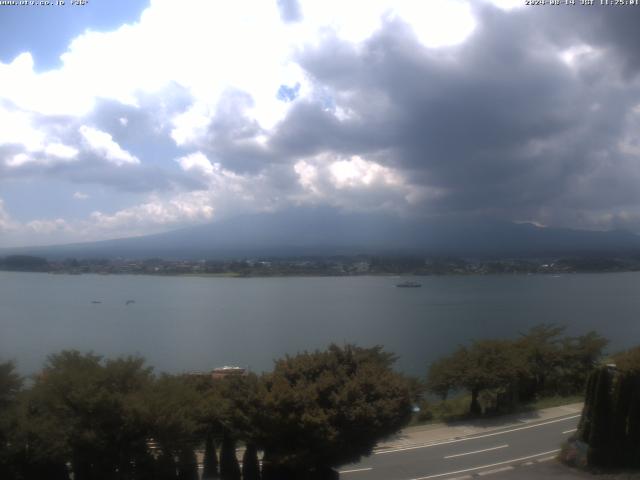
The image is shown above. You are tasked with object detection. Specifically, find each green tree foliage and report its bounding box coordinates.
[0,361,23,480]
[426,351,465,401]
[144,374,204,469]
[23,351,154,480]
[516,324,565,399]
[614,345,640,374]
[427,325,608,415]
[558,331,609,395]
[259,344,412,478]
[0,361,22,407]
[427,340,526,415]
[214,373,265,446]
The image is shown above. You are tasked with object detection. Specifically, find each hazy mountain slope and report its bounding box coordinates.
[3,207,640,259]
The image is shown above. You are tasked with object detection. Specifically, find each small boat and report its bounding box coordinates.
[396,281,422,288]
[125,300,136,305]
[91,300,102,304]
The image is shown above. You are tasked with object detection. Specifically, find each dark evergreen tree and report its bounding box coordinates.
[578,369,598,443]
[260,450,277,480]
[219,432,241,480]
[241,443,260,480]
[21,460,70,480]
[610,373,633,465]
[156,451,178,480]
[587,368,612,467]
[202,433,220,479]
[177,448,199,480]
[626,376,640,467]
[577,356,640,469]
[133,449,158,480]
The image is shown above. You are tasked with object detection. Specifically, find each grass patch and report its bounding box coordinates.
[527,394,583,410]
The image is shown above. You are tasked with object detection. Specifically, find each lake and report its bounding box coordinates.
[1,271,639,376]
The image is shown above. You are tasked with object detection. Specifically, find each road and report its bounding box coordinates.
[339,413,581,480]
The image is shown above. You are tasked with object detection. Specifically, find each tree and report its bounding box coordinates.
[258,344,412,479]
[426,351,465,401]
[577,358,640,469]
[202,433,219,479]
[578,368,598,443]
[427,340,525,415]
[517,324,565,399]
[21,351,154,480]
[586,368,613,466]
[0,361,22,480]
[428,326,608,414]
[219,432,241,480]
[0,361,22,407]
[558,331,608,395]
[177,448,199,480]
[242,443,260,480]
[614,345,640,374]
[204,372,269,480]
[145,374,205,479]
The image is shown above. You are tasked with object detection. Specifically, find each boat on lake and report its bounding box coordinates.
[396,281,422,288]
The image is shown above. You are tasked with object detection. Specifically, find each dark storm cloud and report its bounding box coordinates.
[194,89,279,173]
[276,0,302,23]
[88,84,192,138]
[534,4,640,78]
[260,5,640,228]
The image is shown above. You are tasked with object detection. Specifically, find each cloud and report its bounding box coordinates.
[261,4,640,230]
[79,125,140,166]
[0,198,16,233]
[88,192,215,235]
[176,152,215,176]
[4,0,640,247]
[73,192,90,200]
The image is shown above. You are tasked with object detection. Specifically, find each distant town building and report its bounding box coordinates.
[211,366,246,379]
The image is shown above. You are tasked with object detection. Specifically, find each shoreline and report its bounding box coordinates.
[1,269,639,278]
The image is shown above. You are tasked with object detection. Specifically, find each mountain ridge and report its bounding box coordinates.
[3,208,640,260]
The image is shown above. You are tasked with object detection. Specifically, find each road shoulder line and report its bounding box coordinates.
[375,414,579,455]
[409,449,560,480]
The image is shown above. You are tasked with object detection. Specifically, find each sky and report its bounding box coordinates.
[1,0,640,247]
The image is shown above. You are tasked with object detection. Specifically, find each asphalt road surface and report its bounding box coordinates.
[339,413,581,480]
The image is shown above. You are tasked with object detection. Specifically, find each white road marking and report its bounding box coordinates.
[339,467,373,474]
[477,466,514,476]
[375,415,580,455]
[536,456,557,463]
[409,449,560,480]
[444,444,508,459]
[562,428,577,434]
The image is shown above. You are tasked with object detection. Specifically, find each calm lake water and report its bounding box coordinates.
[1,271,639,376]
